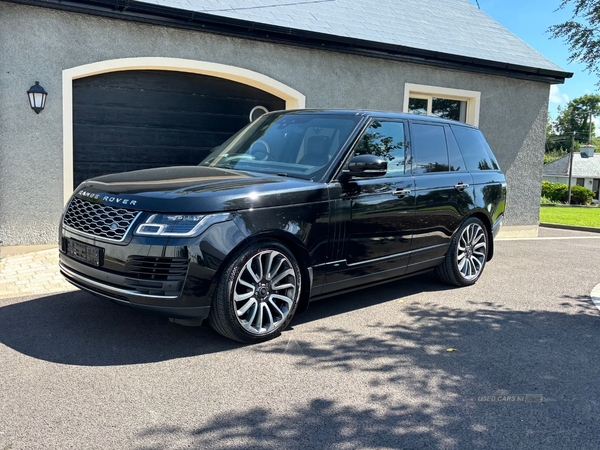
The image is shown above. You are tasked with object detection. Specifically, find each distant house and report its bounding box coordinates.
[543,149,600,199]
[0,0,572,245]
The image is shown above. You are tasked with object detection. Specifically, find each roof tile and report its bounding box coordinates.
[135,0,566,73]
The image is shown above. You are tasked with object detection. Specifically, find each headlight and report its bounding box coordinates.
[135,213,231,237]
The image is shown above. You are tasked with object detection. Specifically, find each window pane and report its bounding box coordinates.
[432,98,467,122]
[354,120,406,176]
[411,123,449,173]
[408,98,428,115]
[445,127,467,172]
[450,125,495,171]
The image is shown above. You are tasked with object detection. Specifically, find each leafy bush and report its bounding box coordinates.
[541,181,567,202]
[571,185,595,205]
[543,150,568,164]
[541,181,594,205]
[540,196,562,205]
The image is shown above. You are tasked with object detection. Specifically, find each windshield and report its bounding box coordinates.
[200,112,362,180]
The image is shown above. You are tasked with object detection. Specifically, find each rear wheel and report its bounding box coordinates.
[436,217,488,287]
[209,241,301,343]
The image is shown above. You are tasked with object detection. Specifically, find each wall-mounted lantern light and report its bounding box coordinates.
[27,81,48,114]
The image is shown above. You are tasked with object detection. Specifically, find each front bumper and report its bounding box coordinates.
[58,218,246,320]
[60,261,211,320]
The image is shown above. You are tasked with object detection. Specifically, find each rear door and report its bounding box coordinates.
[408,122,474,272]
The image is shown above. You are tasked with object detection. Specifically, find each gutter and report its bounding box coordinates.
[5,0,573,84]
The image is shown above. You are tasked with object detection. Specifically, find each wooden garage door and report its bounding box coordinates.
[72,70,286,188]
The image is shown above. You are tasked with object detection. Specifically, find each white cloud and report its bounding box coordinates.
[549,85,569,105]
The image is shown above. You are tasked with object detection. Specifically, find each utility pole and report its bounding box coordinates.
[567,132,575,204]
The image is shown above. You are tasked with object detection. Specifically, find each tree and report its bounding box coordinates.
[549,0,600,82]
[553,94,600,142]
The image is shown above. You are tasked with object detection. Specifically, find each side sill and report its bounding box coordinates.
[309,268,435,302]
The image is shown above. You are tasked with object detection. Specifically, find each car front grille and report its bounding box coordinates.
[63,197,141,242]
[125,256,189,281]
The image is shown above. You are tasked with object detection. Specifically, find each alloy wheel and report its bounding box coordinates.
[456,222,487,281]
[233,250,297,335]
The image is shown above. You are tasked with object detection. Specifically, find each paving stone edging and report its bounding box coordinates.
[0,248,76,300]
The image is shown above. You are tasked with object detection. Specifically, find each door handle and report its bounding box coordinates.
[393,188,411,198]
[454,182,469,192]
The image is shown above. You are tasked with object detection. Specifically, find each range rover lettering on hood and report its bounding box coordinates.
[78,190,137,206]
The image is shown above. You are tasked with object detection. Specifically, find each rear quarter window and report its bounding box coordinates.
[450,125,499,171]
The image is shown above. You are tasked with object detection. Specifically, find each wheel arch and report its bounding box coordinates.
[207,230,313,315]
[465,210,494,261]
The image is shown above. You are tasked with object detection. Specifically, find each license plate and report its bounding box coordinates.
[65,239,103,267]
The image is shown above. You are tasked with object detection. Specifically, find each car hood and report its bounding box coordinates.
[73,166,328,213]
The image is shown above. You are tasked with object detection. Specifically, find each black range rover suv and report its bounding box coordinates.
[59,109,506,343]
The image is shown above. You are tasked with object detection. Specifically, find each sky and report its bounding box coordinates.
[467,0,598,122]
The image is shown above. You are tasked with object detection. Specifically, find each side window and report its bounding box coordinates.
[445,126,467,172]
[451,126,499,171]
[354,120,407,176]
[410,123,449,173]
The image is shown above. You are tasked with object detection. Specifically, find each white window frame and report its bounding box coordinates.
[403,83,481,127]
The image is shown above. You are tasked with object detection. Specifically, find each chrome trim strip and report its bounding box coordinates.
[312,260,345,268]
[406,256,444,267]
[59,262,179,299]
[347,243,445,267]
[314,243,447,268]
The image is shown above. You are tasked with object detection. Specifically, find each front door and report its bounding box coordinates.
[322,119,415,294]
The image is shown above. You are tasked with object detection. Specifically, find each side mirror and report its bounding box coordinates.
[344,154,387,178]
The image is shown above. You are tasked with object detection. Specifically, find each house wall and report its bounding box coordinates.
[542,176,568,184]
[0,2,551,245]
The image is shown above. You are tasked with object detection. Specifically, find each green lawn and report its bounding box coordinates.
[540,206,600,228]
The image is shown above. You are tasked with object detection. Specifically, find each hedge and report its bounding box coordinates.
[541,181,594,205]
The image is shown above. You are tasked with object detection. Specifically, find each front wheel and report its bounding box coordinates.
[209,241,301,343]
[436,217,488,287]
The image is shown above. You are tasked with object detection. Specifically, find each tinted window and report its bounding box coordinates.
[201,112,361,179]
[411,123,449,173]
[445,126,467,172]
[354,120,407,176]
[451,126,498,171]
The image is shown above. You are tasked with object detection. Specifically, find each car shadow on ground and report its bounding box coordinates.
[0,272,452,366]
[133,294,600,449]
[0,290,237,365]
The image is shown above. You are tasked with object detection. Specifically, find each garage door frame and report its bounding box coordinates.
[62,57,306,204]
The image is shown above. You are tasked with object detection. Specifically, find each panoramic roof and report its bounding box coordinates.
[137,0,566,74]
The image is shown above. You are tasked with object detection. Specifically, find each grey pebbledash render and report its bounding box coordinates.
[0,0,570,246]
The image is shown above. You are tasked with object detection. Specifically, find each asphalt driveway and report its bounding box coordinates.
[1,229,599,449]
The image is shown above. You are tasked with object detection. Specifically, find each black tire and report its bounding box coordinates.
[436,217,489,287]
[208,241,301,343]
